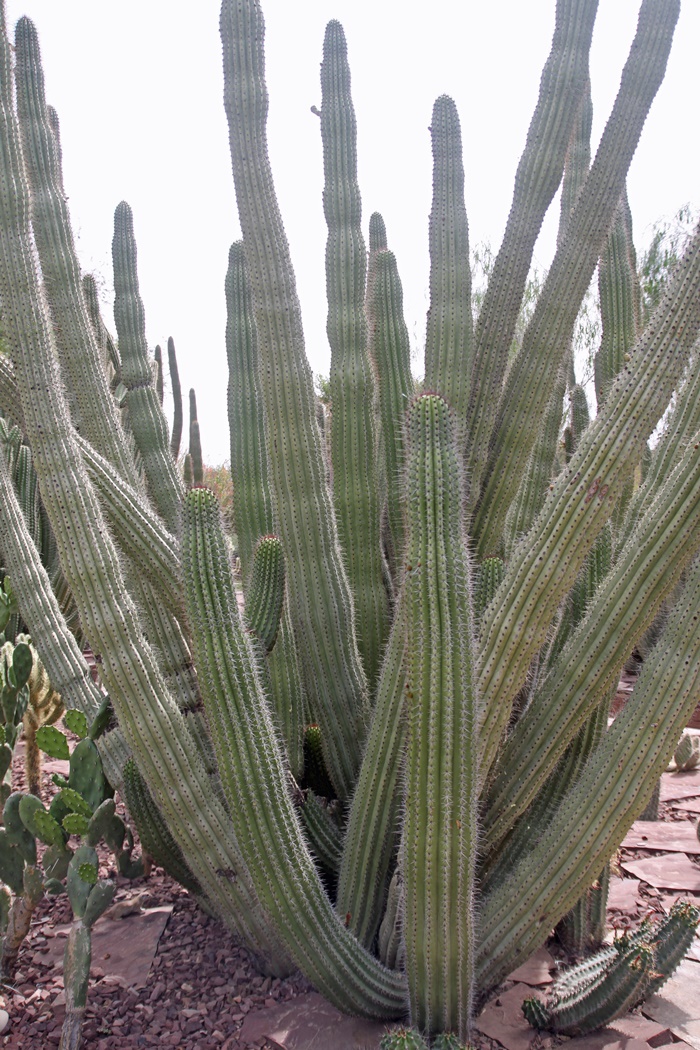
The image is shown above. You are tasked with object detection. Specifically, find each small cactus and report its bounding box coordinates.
[379,1028,429,1050]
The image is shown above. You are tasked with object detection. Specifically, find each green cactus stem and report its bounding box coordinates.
[379,1028,429,1050]
[13,18,138,487]
[403,394,477,1040]
[244,536,285,654]
[221,0,370,800]
[112,200,184,529]
[154,344,164,404]
[122,758,202,895]
[189,388,204,486]
[167,336,183,460]
[225,240,306,775]
[465,0,598,502]
[472,0,681,553]
[523,940,655,1036]
[369,248,415,583]
[476,214,700,784]
[424,95,473,435]
[182,486,406,1017]
[321,19,387,688]
[336,591,407,946]
[60,920,91,1050]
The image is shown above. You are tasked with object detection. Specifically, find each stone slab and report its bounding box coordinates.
[608,1013,675,1045]
[660,771,700,803]
[642,959,700,1049]
[507,946,555,986]
[621,854,700,891]
[608,876,642,914]
[475,981,539,1050]
[238,991,387,1049]
[622,821,700,854]
[43,906,172,988]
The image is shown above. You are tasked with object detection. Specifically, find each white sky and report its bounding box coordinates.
[5,1,699,464]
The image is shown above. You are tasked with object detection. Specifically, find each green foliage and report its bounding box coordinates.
[36,724,69,760]
[64,708,88,739]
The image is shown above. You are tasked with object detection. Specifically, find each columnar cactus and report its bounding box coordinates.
[0,0,699,1044]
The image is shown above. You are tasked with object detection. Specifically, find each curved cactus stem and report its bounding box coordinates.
[122,759,202,896]
[477,548,700,993]
[595,190,640,411]
[465,0,598,501]
[424,95,473,435]
[483,432,700,851]
[154,344,164,404]
[403,394,477,1041]
[369,249,414,582]
[298,790,343,873]
[74,433,182,617]
[13,18,139,490]
[0,444,128,790]
[188,388,204,486]
[321,20,388,688]
[221,0,370,799]
[476,217,700,784]
[337,591,407,947]
[167,337,183,460]
[622,338,700,544]
[244,535,285,653]
[225,239,307,776]
[112,200,185,529]
[182,487,407,1018]
[0,16,291,963]
[473,0,681,554]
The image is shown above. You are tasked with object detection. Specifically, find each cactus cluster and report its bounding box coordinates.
[0,0,699,1044]
[523,901,700,1036]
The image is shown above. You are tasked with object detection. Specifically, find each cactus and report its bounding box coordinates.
[1,0,699,1044]
[379,1028,429,1050]
[524,901,700,1036]
[674,732,700,771]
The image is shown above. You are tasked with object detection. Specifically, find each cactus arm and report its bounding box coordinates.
[523,942,654,1036]
[244,535,285,653]
[402,395,477,1041]
[0,354,22,429]
[0,442,128,789]
[337,591,407,947]
[122,758,201,895]
[321,20,388,687]
[370,249,414,580]
[13,19,139,488]
[154,344,164,405]
[298,790,343,873]
[0,30,289,963]
[483,429,700,850]
[167,337,183,461]
[82,273,121,386]
[220,0,370,799]
[475,218,700,782]
[188,388,204,485]
[225,241,275,573]
[225,240,307,776]
[502,366,566,558]
[472,0,681,554]
[465,0,599,500]
[595,190,640,410]
[622,338,700,543]
[182,487,407,1017]
[74,433,183,617]
[424,95,473,434]
[112,200,185,530]
[477,548,700,992]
